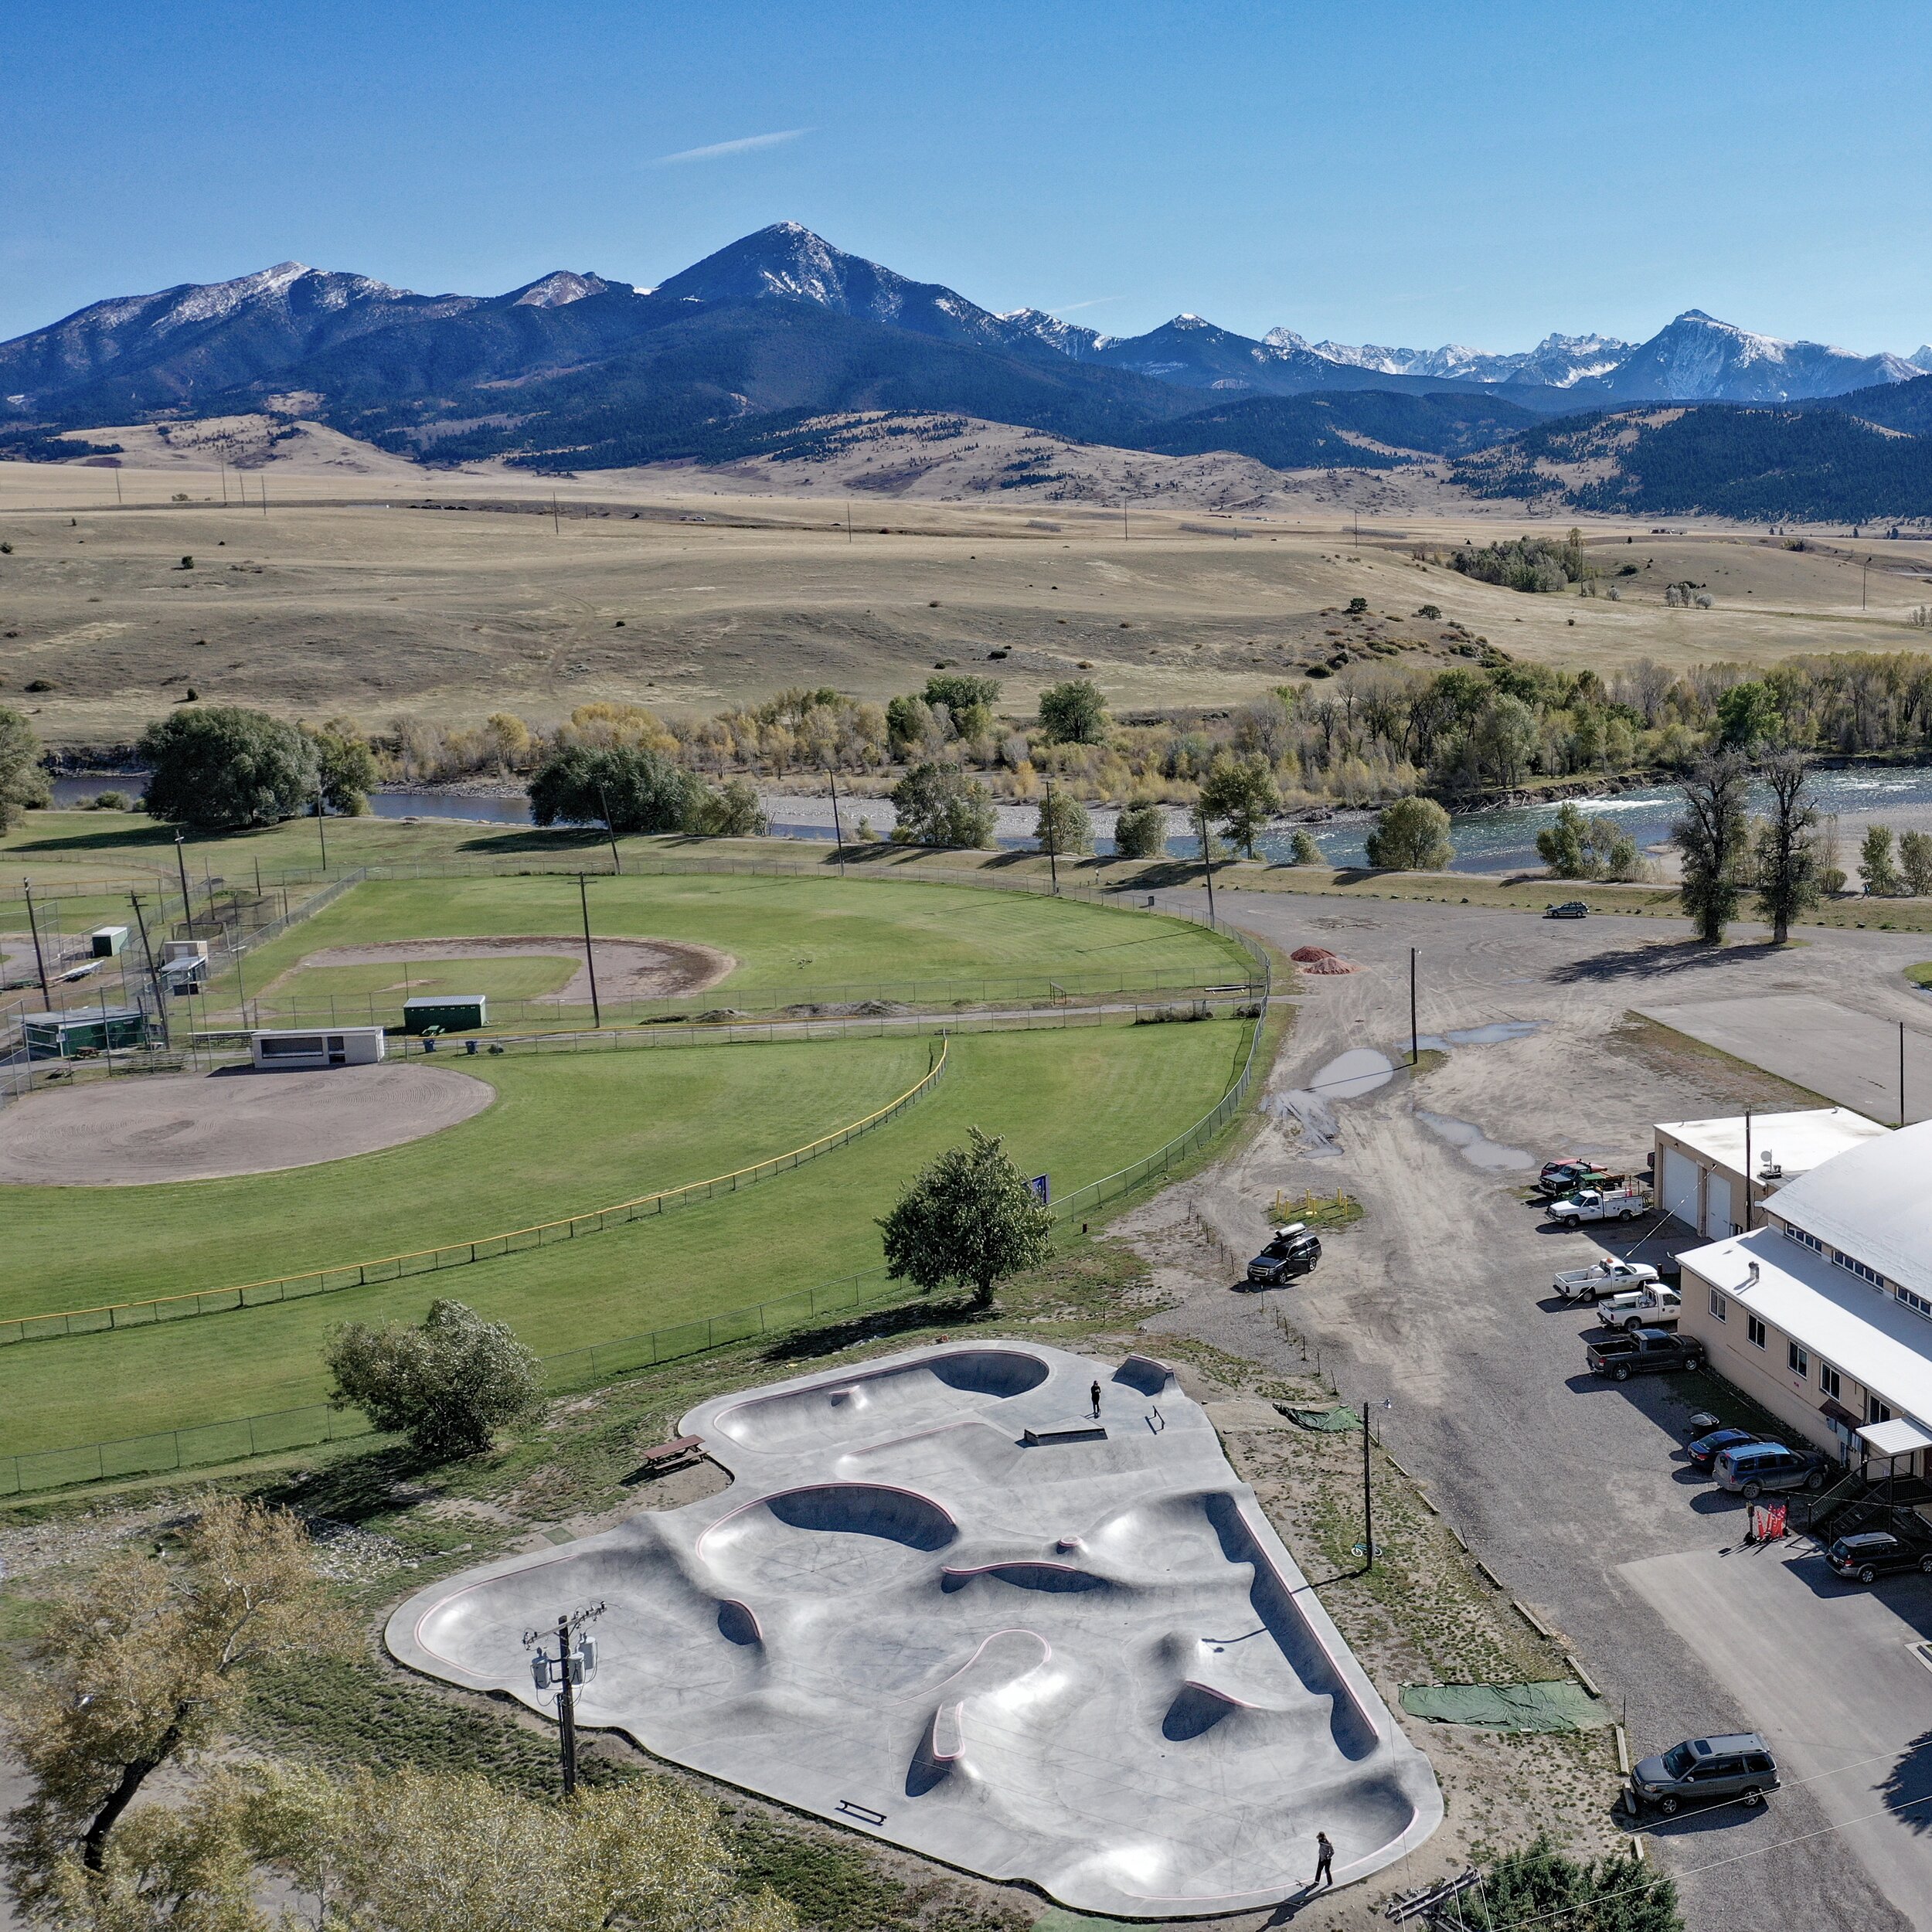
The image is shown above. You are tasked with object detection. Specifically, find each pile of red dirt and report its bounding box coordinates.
[1290,944,1360,975]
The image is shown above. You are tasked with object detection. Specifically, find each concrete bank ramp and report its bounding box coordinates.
[387,1341,1441,1918]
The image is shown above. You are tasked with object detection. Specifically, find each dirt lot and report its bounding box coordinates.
[1116,887,1932,1932]
[0,1060,492,1185]
[5,451,1932,744]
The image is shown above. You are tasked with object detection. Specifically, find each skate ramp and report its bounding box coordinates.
[388,1342,1441,1917]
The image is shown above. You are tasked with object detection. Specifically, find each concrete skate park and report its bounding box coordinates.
[387,1342,1441,1916]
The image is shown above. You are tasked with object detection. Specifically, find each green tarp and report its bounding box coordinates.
[1277,1403,1361,1432]
[1400,1681,1613,1733]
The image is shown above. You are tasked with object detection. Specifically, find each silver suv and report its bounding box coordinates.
[1713,1440,1828,1498]
[1631,1733,1780,1815]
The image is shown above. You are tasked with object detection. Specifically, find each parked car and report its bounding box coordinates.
[1597,1284,1682,1330]
[1553,1258,1660,1302]
[1545,901,1590,919]
[1685,1426,1762,1473]
[1245,1223,1321,1285]
[1586,1328,1705,1379]
[1713,1440,1829,1498]
[1630,1734,1780,1815]
[1536,1160,1617,1199]
[1550,1185,1651,1226]
[1825,1531,1932,1583]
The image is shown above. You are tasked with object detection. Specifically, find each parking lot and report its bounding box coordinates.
[1142,890,1932,1932]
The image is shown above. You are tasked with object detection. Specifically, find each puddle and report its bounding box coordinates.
[1402,1021,1544,1054]
[1415,1110,1536,1172]
[1304,1049,1396,1098]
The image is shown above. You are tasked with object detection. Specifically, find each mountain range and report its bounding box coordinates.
[5,221,1932,518]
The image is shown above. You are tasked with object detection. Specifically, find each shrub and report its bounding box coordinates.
[1290,828,1323,866]
[1365,795,1454,870]
[1112,801,1168,859]
[138,705,319,828]
[324,1299,542,1461]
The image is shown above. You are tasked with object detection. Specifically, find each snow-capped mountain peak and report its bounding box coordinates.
[509,270,611,308]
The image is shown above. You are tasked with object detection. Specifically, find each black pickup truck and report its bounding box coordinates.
[1586,1328,1705,1381]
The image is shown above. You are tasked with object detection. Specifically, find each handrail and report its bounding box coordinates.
[0,1041,948,1344]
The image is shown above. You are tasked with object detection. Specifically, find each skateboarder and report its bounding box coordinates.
[1313,1831,1334,1889]
[1090,1379,1102,1419]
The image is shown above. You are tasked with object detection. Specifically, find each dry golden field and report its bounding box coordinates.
[4,420,1932,746]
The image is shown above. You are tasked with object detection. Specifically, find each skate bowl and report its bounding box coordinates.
[387,1341,1441,1917]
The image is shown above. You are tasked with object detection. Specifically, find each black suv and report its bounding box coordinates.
[1630,1734,1781,1815]
[1826,1532,1932,1583]
[1246,1225,1321,1285]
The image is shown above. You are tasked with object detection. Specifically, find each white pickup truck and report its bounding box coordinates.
[1597,1284,1682,1330]
[1552,1258,1661,1303]
[1550,1185,1651,1227]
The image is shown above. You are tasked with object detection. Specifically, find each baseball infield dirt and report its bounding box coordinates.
[0,1062,495,1185]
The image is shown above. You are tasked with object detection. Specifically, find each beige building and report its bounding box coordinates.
[1654,1108,1887,1241]
[1677,1121,1932,1481]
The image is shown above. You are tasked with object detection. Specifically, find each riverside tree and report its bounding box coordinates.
[1034,787,1094,857]
[1536,800,1641,879]
[1671,751,1751,943]
[1754,750,1821,943]
[1036,679,1108,746]
[1365,795,1453,870]
[2,1499,344,1917]
[307,720,379,815]
[1861,823,1903,896]
[1112,801,1168,859]
[325,1298,542,1461]
[879,1127,1054,1308]
[529,743,697,835]
[0,705,50,828]
[1901,828,1932,897]
[889,763,996,847]
[138,706,320,828]
[1198,756,1280,859]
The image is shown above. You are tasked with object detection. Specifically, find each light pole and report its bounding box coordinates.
[526,1604,604,1797]
[577,873,602,1027]
[1410,947,1419,1066]
[1197,799,1216,925]
[314,794,328,871]
[826,766,847,876]
[22,879,50,1006]
[174,832,194,935]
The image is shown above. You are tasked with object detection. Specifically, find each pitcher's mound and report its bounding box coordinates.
[0,1063,494,1186]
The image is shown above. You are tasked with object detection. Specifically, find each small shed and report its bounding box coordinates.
[90,925,129,958]
[250,1026,386,1070]
[403,995,487,1035]
[22,1007,149,1060]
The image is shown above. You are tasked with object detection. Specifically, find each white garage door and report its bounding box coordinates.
[1662,1148,1701,1229]
[1703,1172,1735,1239]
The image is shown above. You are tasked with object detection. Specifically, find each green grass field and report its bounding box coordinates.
[232,871,1248,1009]
[0,1020,1248,1453]
[267,952,581,1014]
[0,1036,935,1323]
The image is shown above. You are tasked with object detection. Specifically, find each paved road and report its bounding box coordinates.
[1140,889,1932,1932]
[1634,991,1932,1126]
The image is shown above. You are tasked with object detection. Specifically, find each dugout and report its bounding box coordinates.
[403,995,487,1035]
[90,925,129,957]
[23,1007,150,1060]
[250,1026,386,1070]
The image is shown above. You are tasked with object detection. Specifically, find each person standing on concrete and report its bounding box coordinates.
[1090,1379,1102,1419]
[1313,1831,1334,1889]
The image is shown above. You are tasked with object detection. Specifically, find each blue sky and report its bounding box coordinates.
[4,1,1929,352]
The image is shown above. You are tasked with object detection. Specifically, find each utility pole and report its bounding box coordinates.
[577,873,602,1027]
[1863,556,1872,611]
[596,784,621,874]
[552,493,560,536]
[22,879,50,1006]
[113,468,122,507]
[1410,947,1419,1066]
[526,1604,604,1798]
[846,498,853,544]
[1743,1107,1753,1230]
[128,890,171,1051]
[1361,1399,1374,1573]
[1902,1020,1908,1128]
[1043,776,1060,893]
[174,832,194,934]
[826,766,847,876]
[1122,497,1129,542]
[260,472,267,517]
[1197,799,1216,925]
[315,794,328,871]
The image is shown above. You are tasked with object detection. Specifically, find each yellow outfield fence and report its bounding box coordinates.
[0,1040,949,1345]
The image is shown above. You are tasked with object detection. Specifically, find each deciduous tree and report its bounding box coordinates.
[138,708,320,829]
[1036,680,1108,746]
[1755,751,1821,942]
[1197,757,1280,859]
[1862,823,1903,896]
[1111,801,1167,859]
[0,706,49,828]
[889,763,996,848]
[325,1299,541,1461]
[879,1127,1053,1308]
[1671,751,1751,943]
[1034,788,1093,857]
[1365,796,1453,871]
